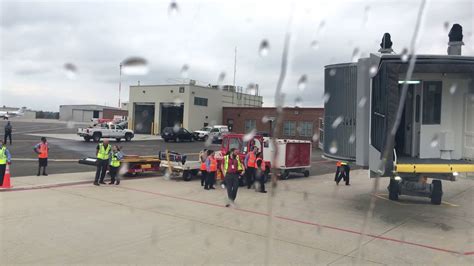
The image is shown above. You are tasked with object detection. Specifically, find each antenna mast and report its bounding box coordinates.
[118,63,122,108]
[233,47,237,87]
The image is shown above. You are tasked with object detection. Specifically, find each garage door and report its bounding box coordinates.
[72,110,83,122]
[83,111,94,122]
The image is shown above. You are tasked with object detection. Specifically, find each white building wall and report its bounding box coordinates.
[129,84,263,133]
[411,74,470,159]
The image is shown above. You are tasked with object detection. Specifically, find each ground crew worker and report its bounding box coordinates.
[94,139,111,186]
[33,137,49,176]
[4,121,12,145]
[255,152,267,193]
[108,145,123,185]
[223,148,244,207]
[244,146,258,189]
[0,140,12,186]
[199,149,208,187]
[205,150,217,190]
[335,161,350,186]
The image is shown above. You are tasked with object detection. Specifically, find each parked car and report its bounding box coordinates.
[193,126,212,141]
[77,123,134,142]
[209,125,229,143]
[162,127,195,142]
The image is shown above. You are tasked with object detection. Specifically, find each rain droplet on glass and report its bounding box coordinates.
[173,123,180,133]
[358,97,367,108]
[246,83,257,95]
[369,65,378,77]
[122,57,149,75]
[329,141,338,154]
[317,20,325,34]
[205,136,213,147]
[449,83,457,94]
[443,21,450,32]
[312,133,320,142]
[180,64,189,78]
[243,129,256,142]
[349,133,355,144]
[329,69,337,76]
[168,1,179,16]
[262,115,270,124]
[362,6,370,27]
[331,116,343,129]
[173,97,183,106]
[164,168,172,180]
[400,48,409,62]
[352,48,360,62]
[217,72,226,89]
[430,135,439,148]
[323,92,330,104]
[297,75,307,91]
[295,96,303,107]
[259,39,270,57]
[64,63,78,79]
[310,40,319,50]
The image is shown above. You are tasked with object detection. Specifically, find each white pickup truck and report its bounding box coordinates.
[77,123,134,142]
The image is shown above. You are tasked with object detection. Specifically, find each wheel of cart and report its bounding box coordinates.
[388,178,400,201]
[430,179,443,205]
[279,168,310,180]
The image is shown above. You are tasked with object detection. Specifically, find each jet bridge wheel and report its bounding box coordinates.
[388,178,400,201]
[430,180,443,205]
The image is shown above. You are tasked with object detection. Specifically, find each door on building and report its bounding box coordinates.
[134,103,155,134]
[160,103,184,133]
[395,84,421,157]
[463,94,474,159]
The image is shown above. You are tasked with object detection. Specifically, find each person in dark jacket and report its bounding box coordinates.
[255,152,267,193]
[223,148,244,207]
[4,121,12,145]
[335,161,350,186]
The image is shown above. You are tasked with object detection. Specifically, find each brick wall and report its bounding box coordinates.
[103,108,128,119]
[223,107,324,141]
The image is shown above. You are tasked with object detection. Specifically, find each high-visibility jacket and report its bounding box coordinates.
[247,152,256,168]
[0,147,7,165]
[200,153,207,171]
[110,153,121,167]
[256,158,265,171]
[223,155,243,175]
[209,157,217,172]
[97,144,111,160]
[37,143,48,159]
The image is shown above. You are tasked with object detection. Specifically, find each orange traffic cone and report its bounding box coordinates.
[1,164,12,189]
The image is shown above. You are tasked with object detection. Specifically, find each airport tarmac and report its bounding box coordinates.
[1,170,473,264]
[0,120,335,177]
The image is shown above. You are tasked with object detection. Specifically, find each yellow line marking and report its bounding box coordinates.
[374,193,459,207]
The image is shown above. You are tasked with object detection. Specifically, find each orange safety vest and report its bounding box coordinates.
[247,152,256,168]
[256,158,265,171]
[38,143,48,159]
[209,157,217,172]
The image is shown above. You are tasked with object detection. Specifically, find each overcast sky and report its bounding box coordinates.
[1,0,472,111]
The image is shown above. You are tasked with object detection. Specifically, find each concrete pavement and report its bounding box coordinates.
[1,170,473,264]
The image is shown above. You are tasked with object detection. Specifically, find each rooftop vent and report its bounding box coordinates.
[448,24,464,56]
[378,33,393,54]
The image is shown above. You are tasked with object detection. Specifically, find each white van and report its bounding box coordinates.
[209,125,229,143]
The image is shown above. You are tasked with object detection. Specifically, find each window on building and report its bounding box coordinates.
[194,97,208,106]
[422,81,442,124]
[93,110,99,118]
[283,121,296,136]
[298,121,313,137]
[179,87,185,93]
[244,119,256,133]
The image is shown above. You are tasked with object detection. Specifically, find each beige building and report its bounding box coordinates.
[128,82,263,134]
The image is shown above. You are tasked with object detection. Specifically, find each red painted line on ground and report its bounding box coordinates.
[120,185,473,257]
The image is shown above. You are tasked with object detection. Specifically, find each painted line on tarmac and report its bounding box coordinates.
[12,158,79,162]
[375,193,459,207]
[0,180,91,192]
[14,127,69,135]
[119,185,472,256]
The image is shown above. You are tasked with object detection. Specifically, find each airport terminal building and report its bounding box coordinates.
[128,81,263,134]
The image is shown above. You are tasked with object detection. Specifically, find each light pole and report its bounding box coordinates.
[118,63,122,108]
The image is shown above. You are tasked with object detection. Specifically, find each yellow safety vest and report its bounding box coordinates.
[223,155,243,175]
[0,147,6,165]
[97,144,111,160]
[110,153,120,167]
